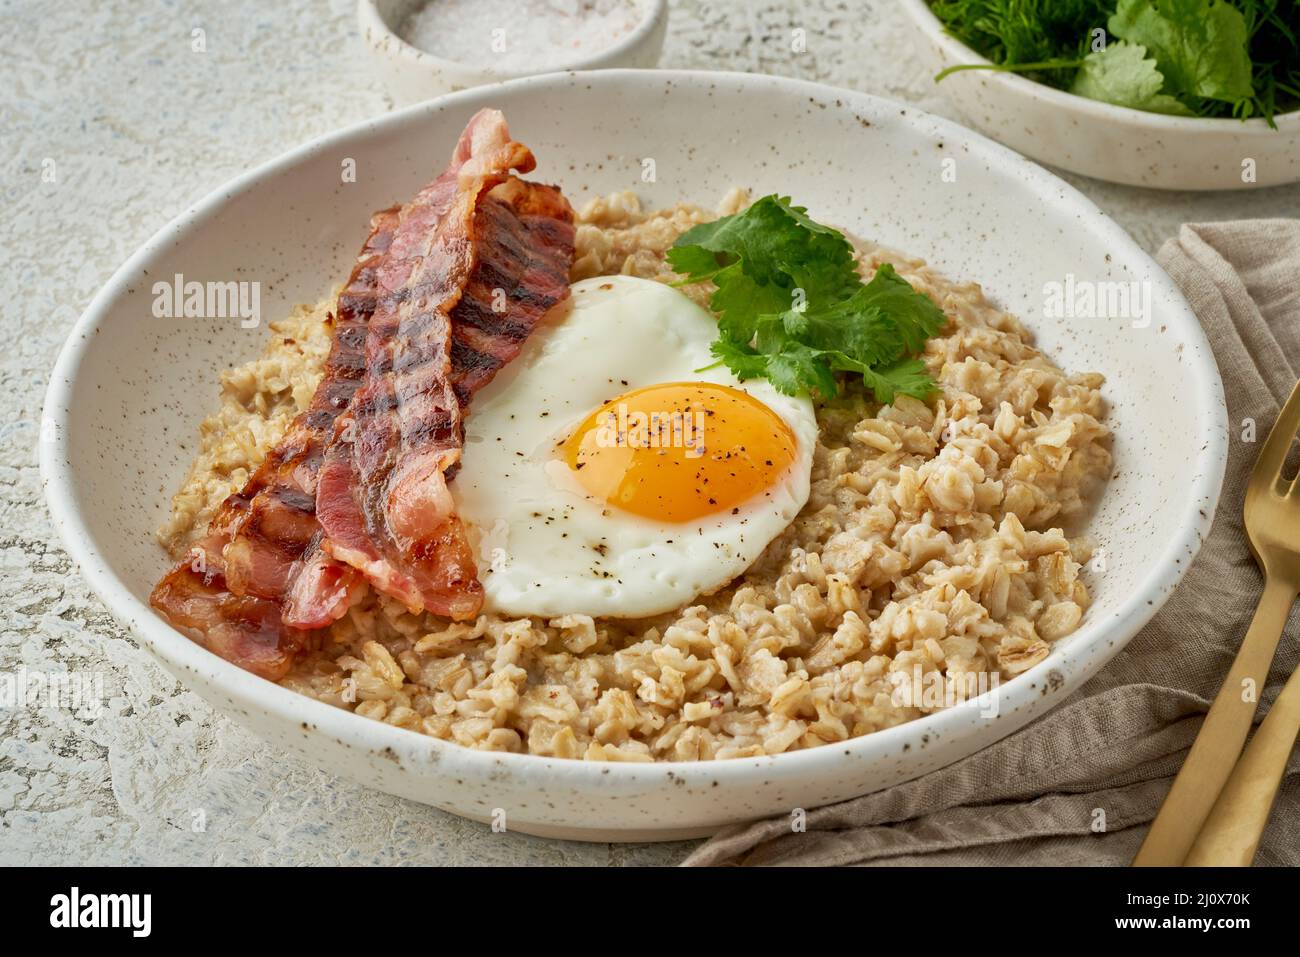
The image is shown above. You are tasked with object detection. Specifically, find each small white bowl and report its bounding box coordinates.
[42,70,1226,842]
[899,0,1300,190]
[358,0,668,106]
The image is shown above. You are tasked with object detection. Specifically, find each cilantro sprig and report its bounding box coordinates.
[930,0,1299,125]
[666,195,947,404]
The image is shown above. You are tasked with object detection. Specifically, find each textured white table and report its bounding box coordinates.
[4,0,1299,867]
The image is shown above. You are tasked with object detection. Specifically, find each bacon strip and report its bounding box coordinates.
[220,206,401,622]
[448,177,576,409]
[151,109,575,677]
[149,207,399,677]
[315,109,574,620]
[149,572,308,681]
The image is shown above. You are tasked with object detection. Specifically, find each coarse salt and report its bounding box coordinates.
[399,0,646,73]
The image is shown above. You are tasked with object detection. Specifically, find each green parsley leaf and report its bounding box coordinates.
[851,263,949,355]
[1109,0,1254,104]
[857,359,941,405]
[668,195,861,340]
[766,343,841,399]
[670,197,948,404]
[1069,41,1196,113]
[707,338,769,380]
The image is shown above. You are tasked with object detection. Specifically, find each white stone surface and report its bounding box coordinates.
[3,0,1298,866]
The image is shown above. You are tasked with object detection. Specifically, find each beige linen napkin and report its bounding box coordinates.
[683,220,1300,867]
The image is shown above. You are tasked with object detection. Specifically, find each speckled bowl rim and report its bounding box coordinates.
[358,0,669,81]
[41,69,1227,796]
[899,0,1300,134]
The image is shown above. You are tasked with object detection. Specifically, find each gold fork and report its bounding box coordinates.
[1183,649,1300,864]
[1133,378,1300,867]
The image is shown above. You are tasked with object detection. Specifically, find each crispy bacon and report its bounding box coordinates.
[316,109,574,620]
[149,206,400,675]
[448,177,575,408]
[221,206,399,616]
[151,108,575,677]
[150,566,309,681]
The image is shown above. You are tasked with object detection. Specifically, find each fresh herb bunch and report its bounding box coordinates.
[666,196,947,404]
[930,0,1300,124]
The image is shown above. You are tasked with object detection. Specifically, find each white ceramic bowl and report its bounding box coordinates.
[900,0,1300,190]
[359,0,668,106]
[42,69,1227,842]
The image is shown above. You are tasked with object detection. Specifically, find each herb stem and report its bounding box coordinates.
[934,58,1083,83]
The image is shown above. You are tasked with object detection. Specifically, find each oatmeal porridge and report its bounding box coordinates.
[159,190,1111,762]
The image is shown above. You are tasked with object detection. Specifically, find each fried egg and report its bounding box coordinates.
[452,275,817,618]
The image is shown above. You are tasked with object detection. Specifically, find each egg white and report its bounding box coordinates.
[451,275,817,619]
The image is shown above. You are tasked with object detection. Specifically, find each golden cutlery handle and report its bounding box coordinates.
[1133,574,1296,867]
[1184,655,1300,866]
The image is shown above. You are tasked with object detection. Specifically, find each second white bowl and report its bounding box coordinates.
[900,0,1300,190]
[358,0,669,106]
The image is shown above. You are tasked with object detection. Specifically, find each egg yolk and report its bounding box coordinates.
[562,382,798,523]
